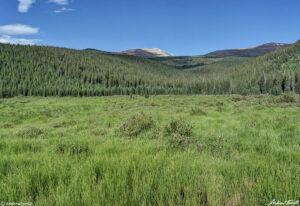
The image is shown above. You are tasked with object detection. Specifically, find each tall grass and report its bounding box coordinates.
[0,95,299,205]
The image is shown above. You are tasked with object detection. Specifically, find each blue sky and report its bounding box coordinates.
[1,0,300,56]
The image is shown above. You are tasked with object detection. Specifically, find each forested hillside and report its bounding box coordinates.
[224,40,300,95]
[0,44,197,97]
[0,40,300,97]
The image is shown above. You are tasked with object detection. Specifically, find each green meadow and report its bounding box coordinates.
[0,95,299,206]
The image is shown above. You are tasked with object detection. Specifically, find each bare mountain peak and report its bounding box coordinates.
[263,42,286,46]
[119,48,174,58]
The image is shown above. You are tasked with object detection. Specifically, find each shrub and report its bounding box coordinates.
[230,95,246,102]
[164,118,195,148]
[216,106,223,112]
[276,93,296,103]
[164,118,193,137]
[216,102,224,106]
[190,107,207,116]
[204,136,225,154]
[168,133,196,149]
[120,112,156,137]
[150,102,159,106]
[0,123,13,129]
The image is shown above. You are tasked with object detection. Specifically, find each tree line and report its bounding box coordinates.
[0,41,299,98]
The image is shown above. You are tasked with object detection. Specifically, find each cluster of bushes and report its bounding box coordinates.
[119,113,195,149]
[276,93,297,103]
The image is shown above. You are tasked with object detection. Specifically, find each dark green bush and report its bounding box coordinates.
[204,136,225,154]
[216,102,224,106]
[0,123,13,129]
[164,118,195,148]
[168,133,192,148]
[190,107,207,116]
[230,95,246,102]
[120,112,156,137]
[276,93,296,103]
[164,118,193,137]
[150,102,159,106]
[216,106,224,112]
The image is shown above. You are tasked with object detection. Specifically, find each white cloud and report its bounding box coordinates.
[0,24,40,45]
[54,7,74,13]
[49,0,69,5]
[0,24,39,35]
[18,0,36,13]
[0,35,40,45]
[17,0,72,13]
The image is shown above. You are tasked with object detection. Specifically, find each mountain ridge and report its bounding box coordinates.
[204,42,289,58]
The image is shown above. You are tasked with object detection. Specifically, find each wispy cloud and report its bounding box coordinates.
[0,24,40,45]
[18,0,36,13]
[54,7,74,13]
[17,0,71,13]
[49,0,69,5]
[0,24,39,35]
[0,35,40,45]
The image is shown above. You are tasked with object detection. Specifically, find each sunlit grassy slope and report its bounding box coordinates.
[0,95,299,205]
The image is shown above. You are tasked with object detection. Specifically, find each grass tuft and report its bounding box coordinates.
[56,142,89,155]
[16,127,45,138]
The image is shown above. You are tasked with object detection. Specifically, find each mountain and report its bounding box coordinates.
[205,42,289,58]
[151,42,290,75]
[119,48,174,58]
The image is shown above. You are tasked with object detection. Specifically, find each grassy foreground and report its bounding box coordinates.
[0,95,299,206]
